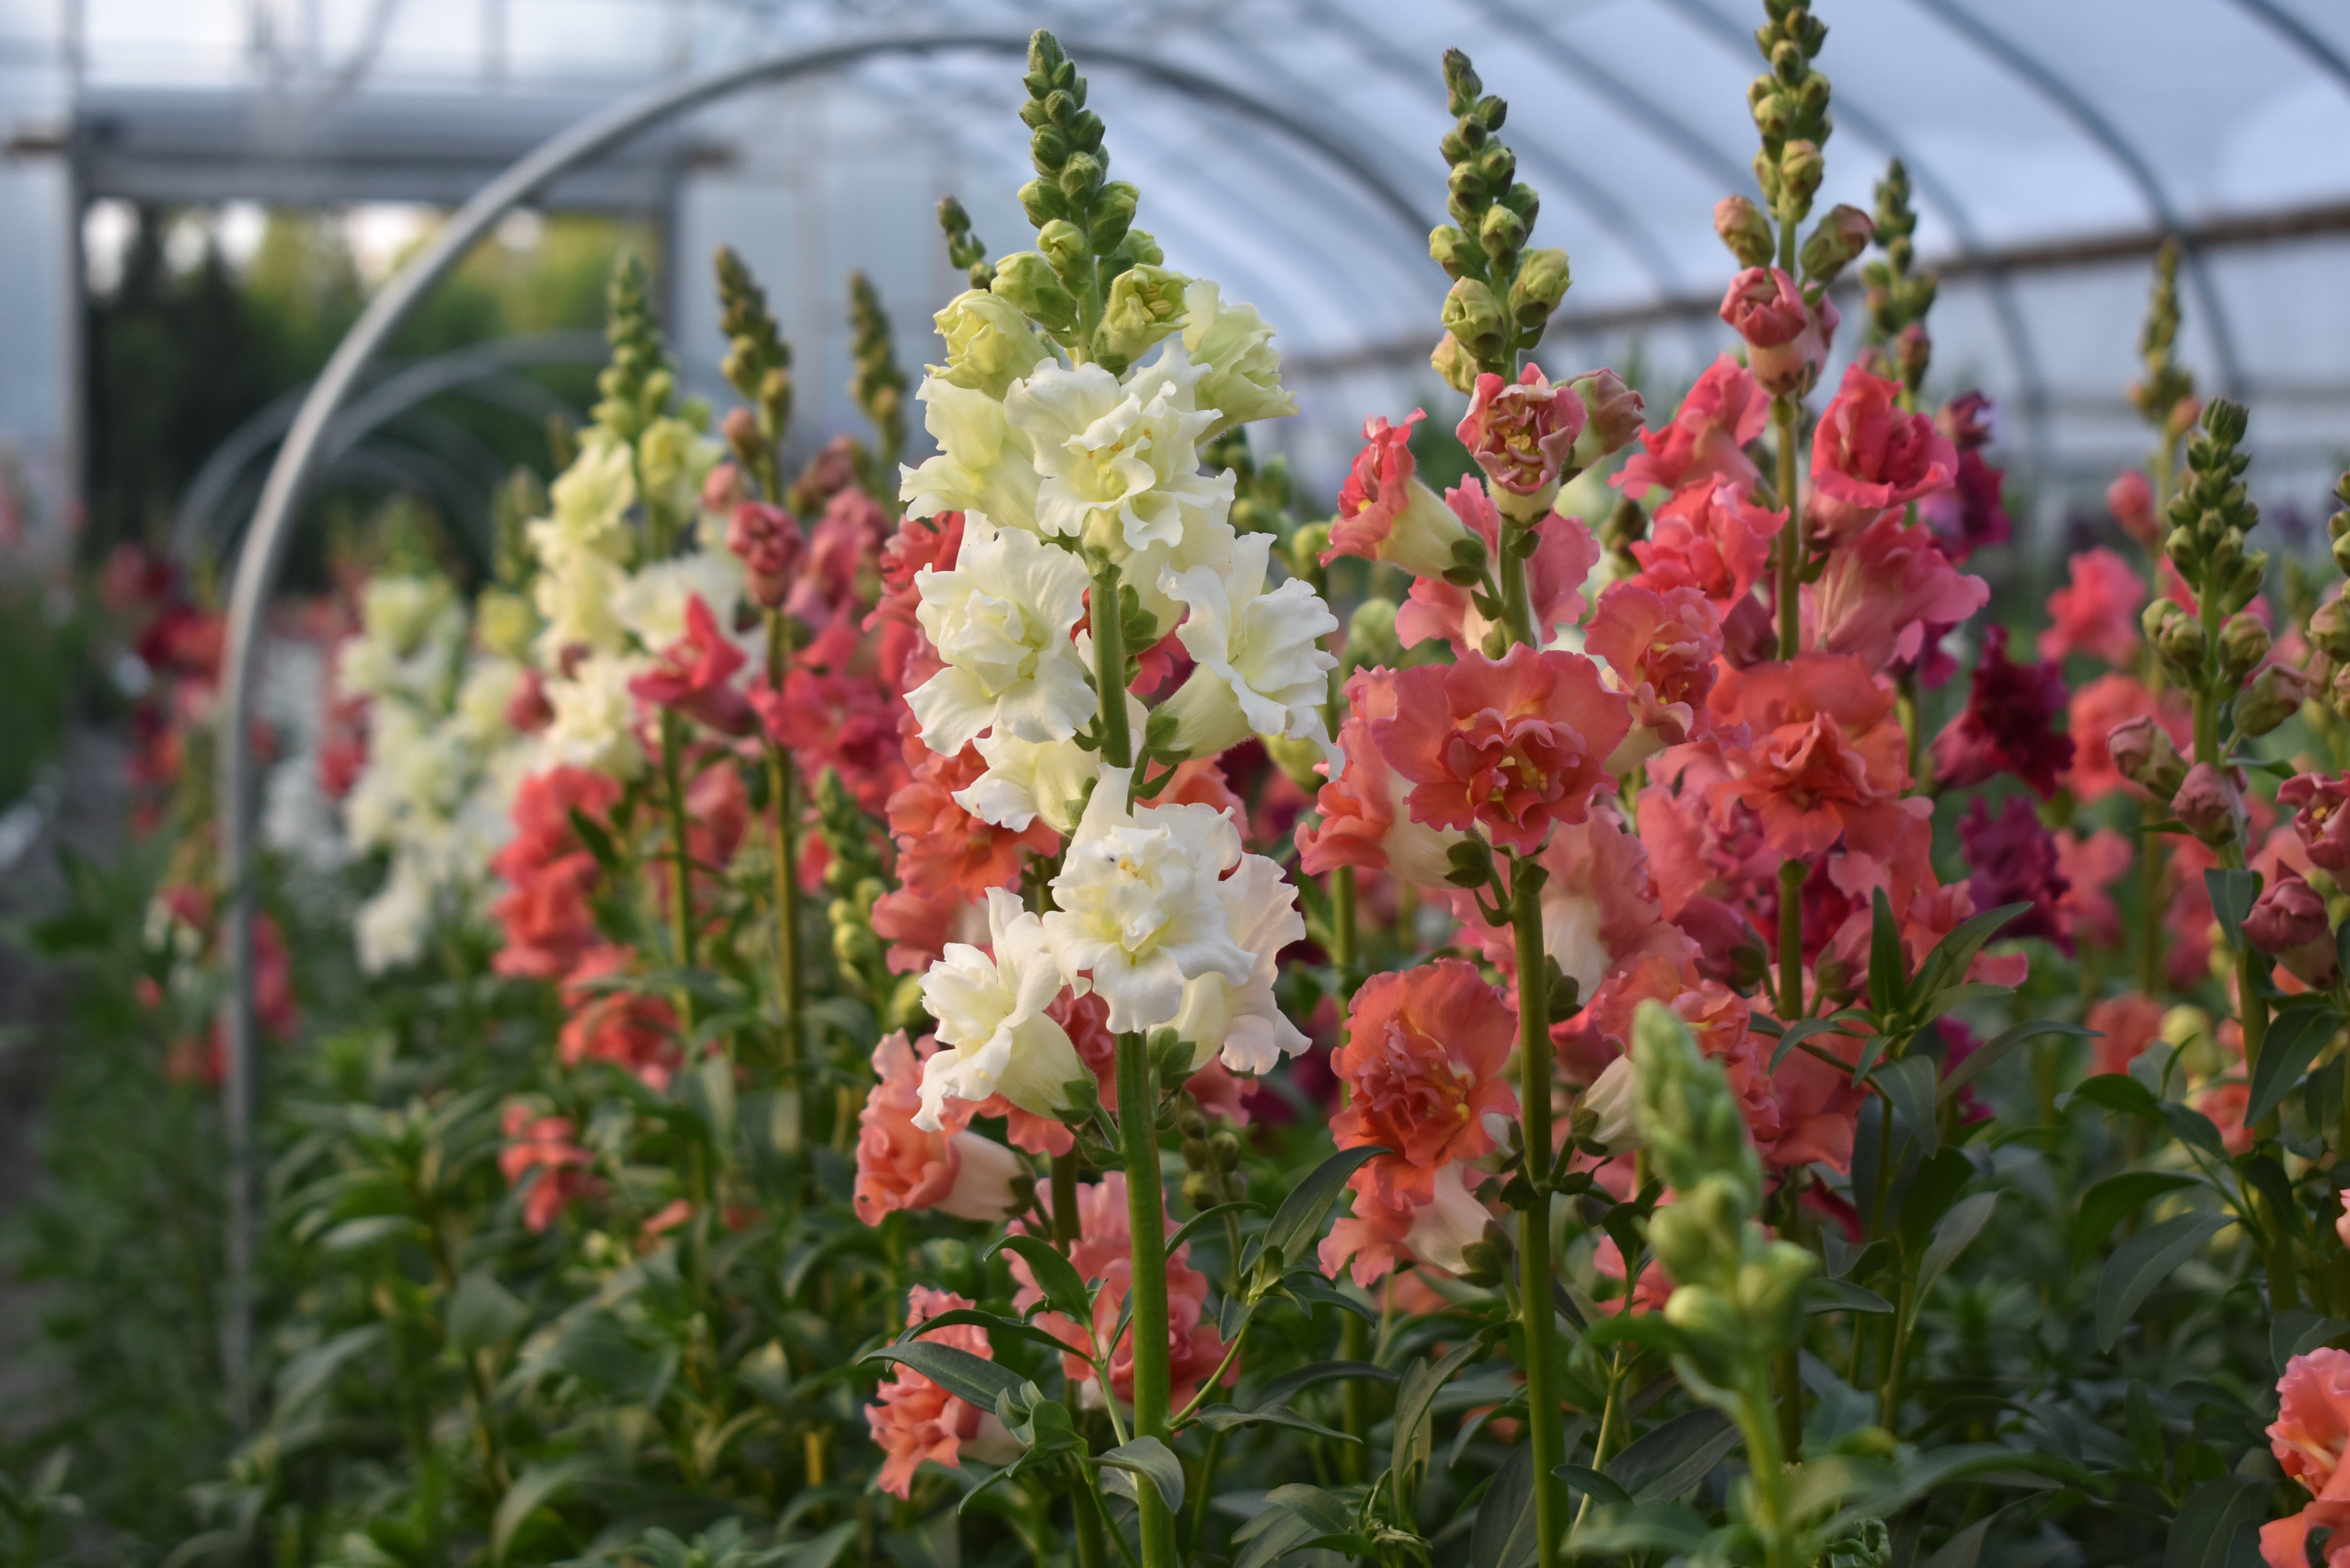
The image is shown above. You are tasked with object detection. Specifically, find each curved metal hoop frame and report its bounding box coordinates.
[208,27,1436,1423]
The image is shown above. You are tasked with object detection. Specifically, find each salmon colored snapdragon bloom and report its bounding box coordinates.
[851,1032,1025,1226]
[1612,355,1767,498]
[1330,961,1519,1206]
[1319,1162,1499,1288]
[1628,480,1782,615]
[629,593,754,735]
[1720,267,1837,397]
[558,945,683,1090]
[888,733,1059,902]
[1297,667,1468,888]
[1324,410,1481,580]
[1586,581,1725,755]
[866,1286,1018,1498]
[1804,514,1987,672]
[1709,654,1917,863]
[499,1102,600,1232]
[1457,363,1586,504]
[2263,1347,2350,1566]
[1807,363,1957,541]
[2038,547,2145,666]
[1375,644,1630,856]
[490,767,623,982]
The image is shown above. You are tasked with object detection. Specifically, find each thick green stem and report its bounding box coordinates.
[659,710,699,1032]
[1773,398,1802,661]
[1499,518,1540,647]
[1092,560,1133,769]
[1737,1366,1797,1568]
[1511,867,1565,1568]
[1115,1031,1178,1567]
[1777,858,1805,1022]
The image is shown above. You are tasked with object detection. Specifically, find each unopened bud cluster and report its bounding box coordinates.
[1176,1096,1245,1212]
[1426,49,1569,388]
[2128,240,2197,434]
[1858,160,1934,397]
[593,256,676,448]
[848,272,908,479]
[937,195,996,291]
[1748,0,1833,226]
[1630,1001,1815,1391]
[716,246,793,497]
[2164,399,2265,617]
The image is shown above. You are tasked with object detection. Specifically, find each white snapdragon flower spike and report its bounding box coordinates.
[1183,280,1297,437]
[917,887,1084,1128]
[1172,853,1309,1074]
[355,857,436,974]
[532,434,636,567]
[1044,766,1255,1033]
[636,416,720,525]
[901,375,1042,532]
[533,550,629,660]
[955,692,1144,836]
[540,653,646,777]
[451,658,526,746]
[1157,532,1342,771]
[1007,341,1234,558]
[906,515,1096,754]
[336,577,465,704]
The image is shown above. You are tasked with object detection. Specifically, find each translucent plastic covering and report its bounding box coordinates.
[25,0,2350,518]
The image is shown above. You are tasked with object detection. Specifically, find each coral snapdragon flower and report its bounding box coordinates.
[1709,654,1915,862]
[1325,410,1481,580]
[558,945,683,1090]
[2039,547,2146,667]
[1297,667,1468,887]
[866,1286,1014,1498]
[1720,268,1837,397]
[852,1032,1024,1226]
[1375,644,1630,856]
[2261,1348,2350,1568]
[1613,355,1768,498]
[1330,961,1519,1205]
[1628,480,1782,615]
[1807,363,1957,541]
[1586,582,1725,754]
[499,1102,600,1232]
[1457,363,1586,504]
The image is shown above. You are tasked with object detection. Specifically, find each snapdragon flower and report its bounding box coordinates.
[539,652,647,777]
[1156,532,1341,770]
[1007,341,1234,558]
[1182,280,1296,437]
[899,375,1041,532]
[1044,766,1255,1033]
[1171,852,1309,1075]
[917,887,1085,1128]
[906,515,1096,754]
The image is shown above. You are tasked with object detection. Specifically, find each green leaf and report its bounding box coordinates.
[1807,1277,1895,1316]
[446,1270,529,1355]
[1911,902,2029,1002]
[567,806,624,877]
[1231,1484,1362,1568]
[861,1343,1029,1411]
[2160,1102,2230,1162]
[900,1307,1072,1359]
[318,1215,429,1253]
[1392,1333,1495,1489]
[2097,1212,2238,1352]
[1553,1463,1632,1505]
[2270,1310,2350,1375]
[1869,886,1907,1018]
[1257,1145,1387,1272]
[1916,1192,1999,1304]
[774,1522,860,1568]
[1874,1054,1940,1156]
[1768,1011,1869,1073]
[2247,1001,2344,1126]
[2071,1171,2203,1259]
[2204,868,2261,952]
[2162,1474,2271,1568]
[1938,1021,2099,1103]
[1607,1408,1739,1501]
[1247,1359,1399,1413]
[986,1233,1096,1324]
[1096,1436,1184,1512]
[1471,1440,1540,1568]
[1192,1405,1355,1444]
[547,1311,659,1399]
[1921,1518,1994,1568]
[2068,1073,2163,1120]
[1166,1200,1261,1260]
[1563,1499,1710,1553]
[493,1458,602,1564]
[270,1323,386,1416]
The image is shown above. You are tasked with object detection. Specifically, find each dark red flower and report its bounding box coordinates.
[1958,795,2072,953]
[1931,626,2076,798]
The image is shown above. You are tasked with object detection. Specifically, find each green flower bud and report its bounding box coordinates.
[991,251,1080,337]
[2219,608,2272,677]
[1800,203,1873,283]
[1430,332,1481,395]
[1662,1283,1745,1358]
[2236,661,2310,739]
[1779,139,1826,213]
[1479,203,1528,266]
[2316,598,2350,661]
[1507,248,1572,329]
[1441,276,1507,366]
[1345,597,1403,673]
[1036,219,1087,274]
[1430,224,1476,279]
[934,290,1051,399]
[1089,181,1138,253]
[1713,194,1775,268]
[1097,263,1191,365]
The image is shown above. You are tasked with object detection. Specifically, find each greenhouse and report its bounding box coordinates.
[6,0,2350,1564]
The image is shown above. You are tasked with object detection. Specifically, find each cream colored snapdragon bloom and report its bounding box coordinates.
[1156,532,1341,771]
[1006,341,1234,559]
[916,887,1085,1128]
[906,516,1096,755]
[900,376,1042,533]
[1183,280,1296,437]
[538,652,646,778]
[1172,853,1309,1075]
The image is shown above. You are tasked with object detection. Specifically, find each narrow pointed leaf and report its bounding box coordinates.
[2247,1001,2344,1127]
[2096,1212,2237,1352]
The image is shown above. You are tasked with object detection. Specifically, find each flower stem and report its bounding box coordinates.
[1777,858,1805,1021]
[1773,397,1802,661]
[763,615,803,1147]
[1510,863,1565,1568]
[1114,1029,1178,1568]
[1092,560,1132,769]
[658,709,698,1030]
[1500,521,1540,647]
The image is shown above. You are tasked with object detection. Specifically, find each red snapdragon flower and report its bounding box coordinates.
[2281,771,2350,873]
[888,733,1058,902]
[558,945,683,1090]
[630,594,754,735]
[1807,363,1957,541]
[1375,644,1631,856]
[1931,626,2076,799]
[727,500,806,609]
[1959,796,2073,953]
[499,1103,601,1232]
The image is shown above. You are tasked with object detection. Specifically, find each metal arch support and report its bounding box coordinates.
[1642,0,2054,499]
[1904,0,2247,398]
[171,329,607,563]
[2229,0,2350,94]
[209,28,1436,1427]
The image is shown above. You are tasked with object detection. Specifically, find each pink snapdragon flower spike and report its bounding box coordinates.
[2039,548,2146,666]
[1931,626,2076,799]
[1325,410,1481,580]
[1374,644,1631,857]
[727,500,807,609]
[1330,961,1520,1206]
[1613,355,1767,498]
[1719,266,1837,397]
[2107,468,2162,548]
[1458,363,1586,516]
[2261,1348,2350,1568]
[1807,363,1957,542]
